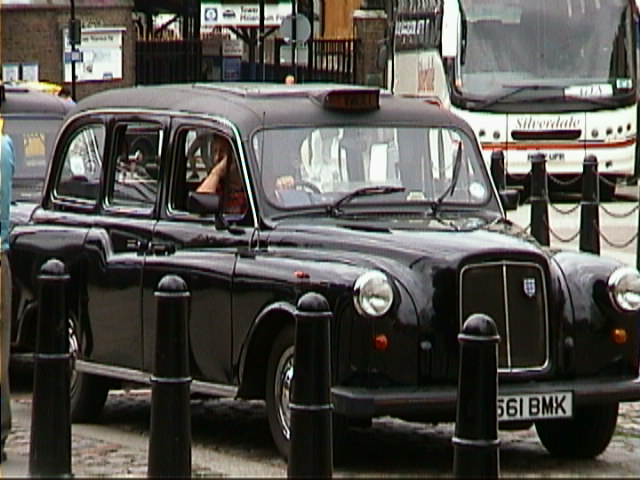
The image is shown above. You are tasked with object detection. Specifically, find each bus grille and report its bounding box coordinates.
[460,261,549,372]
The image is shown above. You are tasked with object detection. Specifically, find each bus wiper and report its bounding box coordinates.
[478,84,562,109]
[328,185,406,216]
[431,143,463,217]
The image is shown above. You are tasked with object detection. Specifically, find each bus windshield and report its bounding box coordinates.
[458,0,636,99]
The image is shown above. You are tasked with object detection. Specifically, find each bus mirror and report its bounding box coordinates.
[441,0,459,58]
[377,42,388,70]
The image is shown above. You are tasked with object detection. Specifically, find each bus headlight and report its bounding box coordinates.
[353,271,394,317]
[607,267,640,312]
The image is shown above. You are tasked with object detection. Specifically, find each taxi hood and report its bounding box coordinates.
[266,217,545,270]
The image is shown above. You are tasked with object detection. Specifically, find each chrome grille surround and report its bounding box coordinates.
[459,260,550,373]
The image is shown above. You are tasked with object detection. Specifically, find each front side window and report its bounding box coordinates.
[255,126,489,210]
[56,123,105,202]
[172,126,248,219]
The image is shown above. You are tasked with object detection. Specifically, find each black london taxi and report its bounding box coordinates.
[0,83,74,226]
[7,82,640,460]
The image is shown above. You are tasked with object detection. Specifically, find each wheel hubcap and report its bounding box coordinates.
[68,318,79,394]
[275,346,294,440]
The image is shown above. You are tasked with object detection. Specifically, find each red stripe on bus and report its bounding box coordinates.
[480,138,636,151]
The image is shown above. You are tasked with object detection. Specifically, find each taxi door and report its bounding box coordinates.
[141,119,253,386]
[80,117,166,370]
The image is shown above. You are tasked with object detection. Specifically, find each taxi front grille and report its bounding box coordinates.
[460,261,549,372]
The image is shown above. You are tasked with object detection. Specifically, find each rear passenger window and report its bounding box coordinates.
[57,124,105,201]
[109,122,163,210]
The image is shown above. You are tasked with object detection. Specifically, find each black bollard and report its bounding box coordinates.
[579,155,600,254]
[287,292,333,479]
[529,153,550,246]
[453,314,500,479]
[636,193,640,270]
[148,275,192,478]
[490,150,506,192]
[29,258,71,478]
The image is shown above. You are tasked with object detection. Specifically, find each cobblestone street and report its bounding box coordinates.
[2,388,639,478]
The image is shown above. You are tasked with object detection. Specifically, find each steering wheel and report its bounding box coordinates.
[293,180,321,194]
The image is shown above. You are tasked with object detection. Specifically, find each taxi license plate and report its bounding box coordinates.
[498,392,572,421]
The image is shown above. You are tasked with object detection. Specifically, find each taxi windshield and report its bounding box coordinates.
[253,126,491,211]
[3,116,65,202]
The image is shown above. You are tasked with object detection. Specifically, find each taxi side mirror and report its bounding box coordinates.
[187,191,220,215]
[499,188,520,211]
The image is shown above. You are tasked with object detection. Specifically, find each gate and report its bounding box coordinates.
[274,38,359,84]
[135,37,357,85]
[136,39,202,85]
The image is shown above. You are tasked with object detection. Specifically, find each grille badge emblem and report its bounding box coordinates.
[523,277,537,298]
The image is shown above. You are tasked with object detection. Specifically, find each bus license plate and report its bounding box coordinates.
[547,152,565,161]
[498,392,572,421]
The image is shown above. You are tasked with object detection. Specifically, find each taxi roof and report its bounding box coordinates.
[1,86,73,117]
[71,82,471,135]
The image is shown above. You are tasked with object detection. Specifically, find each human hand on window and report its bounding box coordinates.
[196,156,227,194]
[275,175,295,192]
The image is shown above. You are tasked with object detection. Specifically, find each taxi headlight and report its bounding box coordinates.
[353,271,394,317]
[607,267,640,312]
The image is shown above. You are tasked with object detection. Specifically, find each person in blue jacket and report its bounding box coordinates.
[1,123,16,463]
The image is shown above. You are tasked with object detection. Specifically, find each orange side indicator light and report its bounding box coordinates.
[294,270,310,279]
[374,334,388,351]
[611,328,627,345]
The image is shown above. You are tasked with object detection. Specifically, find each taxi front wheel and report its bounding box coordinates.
[265,324,348,461]
[535,402,618,458]
[68,314,109,423]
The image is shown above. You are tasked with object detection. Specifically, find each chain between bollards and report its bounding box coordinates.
[287,292,333,479]
[529,153,550,246]
[579,155,600,254]
[453,313,501,479]
[29,258,72,478]
[148,275,192,478]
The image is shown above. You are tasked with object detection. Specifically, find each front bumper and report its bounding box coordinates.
[331,376,640,419]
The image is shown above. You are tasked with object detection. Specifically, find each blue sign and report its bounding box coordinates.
[222,57,241,81]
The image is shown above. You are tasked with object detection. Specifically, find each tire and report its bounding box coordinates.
[265,325,348,460]
[535,402,619,458]
[68,315,109,423]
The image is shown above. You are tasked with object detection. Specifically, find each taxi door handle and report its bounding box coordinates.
[125,238,148,253]
[148,242,176,256]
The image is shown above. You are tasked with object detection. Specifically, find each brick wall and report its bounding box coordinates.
[353,9,388,86]
[1,1,135,100]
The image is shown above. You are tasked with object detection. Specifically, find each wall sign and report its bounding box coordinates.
[201,1,292,29]
[62,27,125,82]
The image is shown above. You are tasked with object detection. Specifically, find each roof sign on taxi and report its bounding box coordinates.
[316,89,380,112]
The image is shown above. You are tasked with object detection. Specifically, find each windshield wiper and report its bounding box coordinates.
[431,142,463,217]
[328,185,406,217]
[476,84,565,109]
[478,83,617,109]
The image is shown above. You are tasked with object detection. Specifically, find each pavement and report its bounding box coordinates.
[2,390,639,478]
[1,390,279,478]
